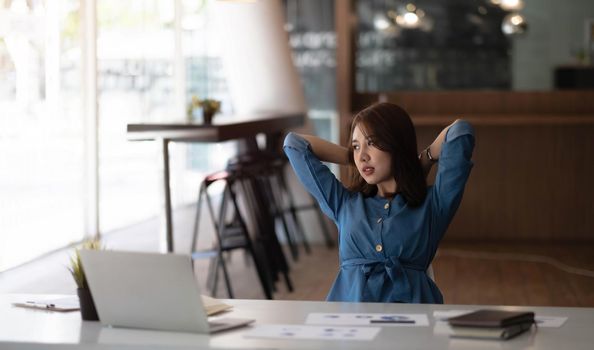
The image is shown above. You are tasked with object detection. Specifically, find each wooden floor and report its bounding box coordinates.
[433,242,594,307]
[211,242,594,307]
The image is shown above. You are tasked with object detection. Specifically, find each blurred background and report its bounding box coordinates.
[1,0,593,306]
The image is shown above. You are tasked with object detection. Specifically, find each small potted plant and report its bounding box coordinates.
[68,239,102,321]
[187,96,221,125]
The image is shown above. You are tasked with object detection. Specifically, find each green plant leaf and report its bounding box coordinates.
[67,239,104,289]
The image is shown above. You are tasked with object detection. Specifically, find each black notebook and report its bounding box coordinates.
[450,322,534,340]
[448,309,535,328]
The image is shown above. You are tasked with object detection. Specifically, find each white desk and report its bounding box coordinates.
[2,294,593,349]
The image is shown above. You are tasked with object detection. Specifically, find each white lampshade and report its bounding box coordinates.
[500,0,525,11]
[213,0,306,114]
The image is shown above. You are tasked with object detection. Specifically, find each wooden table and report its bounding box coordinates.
[127,113,305,252]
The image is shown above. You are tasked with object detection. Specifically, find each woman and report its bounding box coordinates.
[283,102,475,303]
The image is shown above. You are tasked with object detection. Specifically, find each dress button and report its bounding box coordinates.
[384,203,389,209]
[377,218,382,224]
[375,244,383,252]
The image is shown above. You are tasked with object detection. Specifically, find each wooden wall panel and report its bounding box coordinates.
[335,0,355,147]
[416,123,594,241]
[337,91,594,241]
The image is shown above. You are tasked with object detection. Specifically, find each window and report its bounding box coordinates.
[0,0,84,270]
[97,0,175,232]
[284,0,338,143]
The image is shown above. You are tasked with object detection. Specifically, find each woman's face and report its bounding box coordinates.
[351,125,396,193]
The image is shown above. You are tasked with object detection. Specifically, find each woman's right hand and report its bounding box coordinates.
[420,119,462,178]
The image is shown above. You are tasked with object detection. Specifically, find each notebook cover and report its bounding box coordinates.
[450,321,534,340]
[448,309,535,328]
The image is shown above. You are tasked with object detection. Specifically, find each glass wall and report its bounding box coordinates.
[0,0,236,270]
[356,0,511,91]
[0,0,84,270]
[181,0,236,203]
[96,0,235,232]
[355,0,594,91]
[96,0,175,232]
[1,0,330,270]
[284,0,338,143]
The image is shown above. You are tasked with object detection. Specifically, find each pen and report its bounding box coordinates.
[25,301,55,308]
[370,320,416,324]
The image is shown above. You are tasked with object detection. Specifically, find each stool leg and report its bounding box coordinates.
[278,161,334,250]
[275,169,312,254]
[265,174,299,261]
[209,255,219,297]
[228,182,274,299]
[250,175,294,293]
[191,182,207,253]
[205,185,220,235]
[239,174,286,292]
[217,251,234,299]
[271,171,305,258]
[282,270,294,292]
[212,186,235,299]
[311,196,335,248]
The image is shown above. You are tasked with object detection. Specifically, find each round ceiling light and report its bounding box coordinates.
[500,0,525,11]
[501,12,528,35]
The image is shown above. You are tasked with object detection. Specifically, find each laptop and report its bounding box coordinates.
[79,250,254,334]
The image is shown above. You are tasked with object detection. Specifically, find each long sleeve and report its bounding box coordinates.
[283,132,350,224]
[431,121,475,237]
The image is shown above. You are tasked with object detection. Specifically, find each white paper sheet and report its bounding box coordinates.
[432,310,568,328]
[12,296,80,312]
[305,313,429,327]
[243,324,381,341]
[533,315,568,328]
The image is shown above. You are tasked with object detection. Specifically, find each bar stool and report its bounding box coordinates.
[226,156,294,293]
[229,153,303,261]
[236,151,335,256]
[273,154,335,249]
[190,170,274,299]
[257,130,335,251]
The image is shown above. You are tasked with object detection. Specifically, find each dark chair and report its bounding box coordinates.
[226,156,294,292]
[190,170,274,299]
[234,152,335,257]
[260,131,335,251]
[273,154,335,250]
[229,153,304,260]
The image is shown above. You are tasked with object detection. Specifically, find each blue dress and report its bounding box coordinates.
[283,121,475,303]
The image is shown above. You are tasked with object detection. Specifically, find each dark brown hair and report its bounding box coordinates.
[347,102,427,207]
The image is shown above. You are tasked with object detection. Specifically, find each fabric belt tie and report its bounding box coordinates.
[341,257,425,302]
